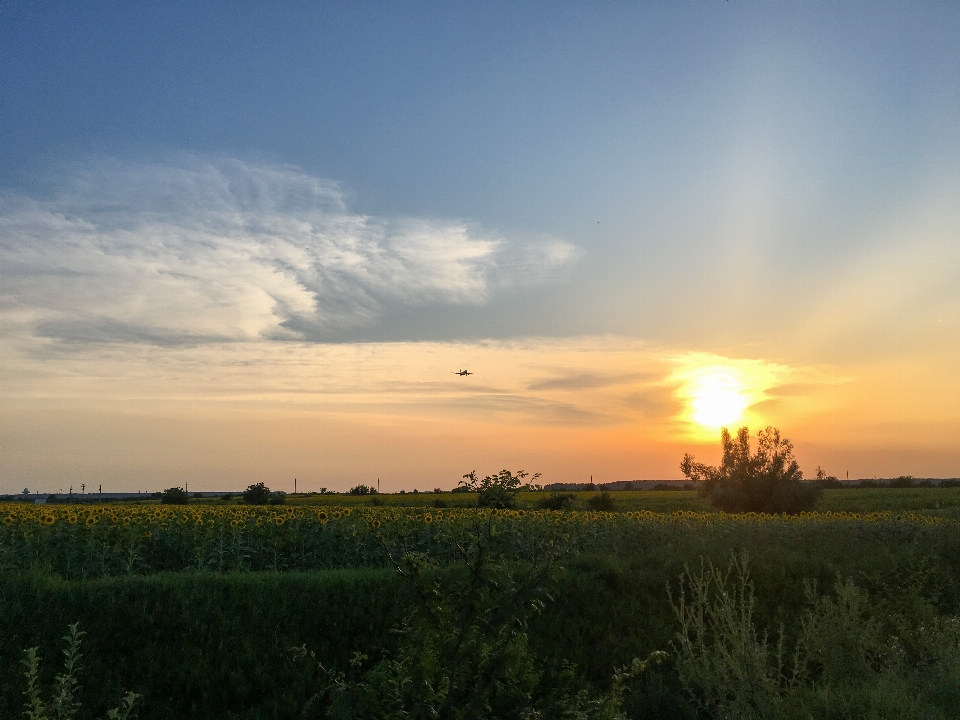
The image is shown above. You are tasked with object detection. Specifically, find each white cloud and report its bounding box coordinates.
[0,156,578,346]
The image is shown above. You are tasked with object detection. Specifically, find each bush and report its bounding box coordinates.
[460,469,541,510]
[681,426,821,514]
[587,492,617,512]
[536,492,576,511]
[242,483,272,505]
[348,485,377,496]
[268,491,286,505]
[160,487,189,505]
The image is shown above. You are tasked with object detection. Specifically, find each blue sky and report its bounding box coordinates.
[2,3,959,490]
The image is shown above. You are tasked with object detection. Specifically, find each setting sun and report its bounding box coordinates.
[691,371,747,428]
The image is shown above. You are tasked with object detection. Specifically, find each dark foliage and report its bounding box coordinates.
[348,485,377,496]
[3,519,960,719]
[459,469,541,510]
[536,492,577,511]
[160,487,190,505]
[242,483,272,505]
[681,426,821,514]
[587,491,617,512]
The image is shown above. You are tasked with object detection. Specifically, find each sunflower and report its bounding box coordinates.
[144,530,152,538]
[85,516,98,527]
[41,515,55,526]
[275,516,285,526]
[230,519,239,528]
[371,519,381,528]
[3,516,14,525]
[317,511,328,522]
[423,513,433,524]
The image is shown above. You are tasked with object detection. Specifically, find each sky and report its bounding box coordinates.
[2,2,959,493]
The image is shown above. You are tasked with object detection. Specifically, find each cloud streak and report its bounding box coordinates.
[0,156,578,347]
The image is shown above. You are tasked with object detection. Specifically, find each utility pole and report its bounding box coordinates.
[294,478,297,494]
[81,483,85,497]
[377,478,380,493]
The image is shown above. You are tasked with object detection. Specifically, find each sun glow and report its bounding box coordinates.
[690,371,747,427]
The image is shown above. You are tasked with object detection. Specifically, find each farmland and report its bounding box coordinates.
[2,490,959,719]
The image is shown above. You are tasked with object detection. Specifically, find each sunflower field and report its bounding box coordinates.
[0,500,950,578]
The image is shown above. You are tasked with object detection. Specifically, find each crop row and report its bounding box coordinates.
[0,502,950,578]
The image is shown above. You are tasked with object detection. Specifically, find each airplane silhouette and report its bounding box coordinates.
[452,369,473,376]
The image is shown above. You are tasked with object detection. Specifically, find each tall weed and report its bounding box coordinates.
[671,554,960,719]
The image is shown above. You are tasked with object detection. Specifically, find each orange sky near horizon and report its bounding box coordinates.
[4,335,958,493]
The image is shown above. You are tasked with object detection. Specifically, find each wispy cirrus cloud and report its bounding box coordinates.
[0,156,579,347]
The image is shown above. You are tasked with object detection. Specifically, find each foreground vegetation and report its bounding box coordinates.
[0,499,950,578]
[2,492,959,718]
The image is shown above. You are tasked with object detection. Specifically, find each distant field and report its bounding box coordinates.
[286,487,960,515]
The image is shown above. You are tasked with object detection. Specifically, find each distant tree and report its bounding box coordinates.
[242,482,272,505]
[459,469,541,509]
[681,426,820,514]
[813,466,843,489]
[536,492,576,511]
[587,491,617,512]
[348,484,377,496]
[160,487,190,505]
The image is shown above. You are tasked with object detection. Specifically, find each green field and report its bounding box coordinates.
[285,487,960,516]
[2,490,959,719]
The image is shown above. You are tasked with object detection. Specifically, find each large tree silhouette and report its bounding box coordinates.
[681,426,820,514]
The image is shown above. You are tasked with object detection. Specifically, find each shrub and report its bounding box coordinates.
[159,487,189,505]
[671,554,960,719]
[242,483,272,505]
[681,426,821,514]
[587,491,617,512]
[459,469,541,510]
[536,492,577,511]
[268,491,286,505]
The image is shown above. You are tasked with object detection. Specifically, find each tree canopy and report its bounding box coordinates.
[459,469,541,509]
[681,426,820,514]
